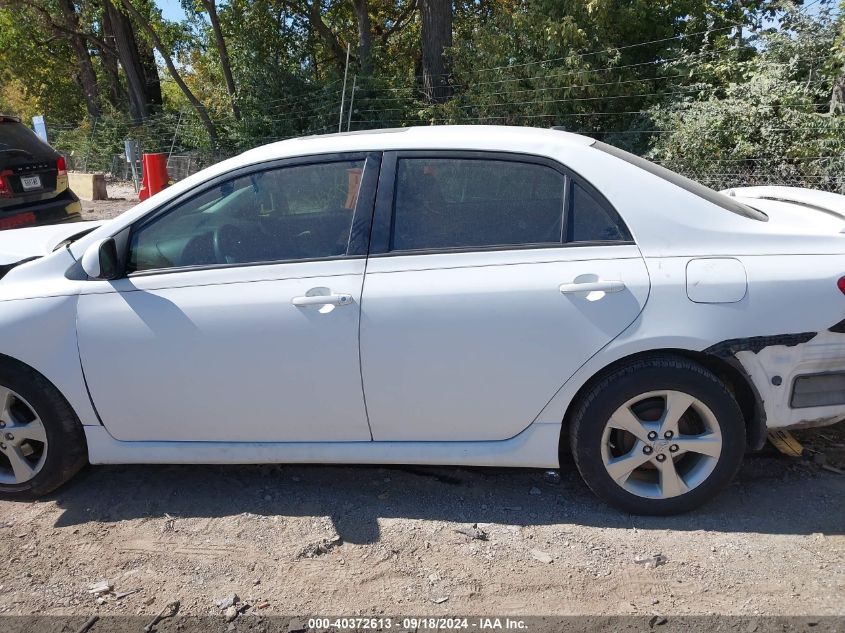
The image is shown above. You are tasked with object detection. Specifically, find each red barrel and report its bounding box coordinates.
[138,153,170,200]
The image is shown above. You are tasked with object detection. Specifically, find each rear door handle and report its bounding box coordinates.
[559,280,626,294]
[292,293,353,307]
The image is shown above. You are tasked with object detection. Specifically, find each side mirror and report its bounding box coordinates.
[81,238,120,280]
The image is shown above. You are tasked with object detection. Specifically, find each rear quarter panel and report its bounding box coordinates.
[535,252,845,429]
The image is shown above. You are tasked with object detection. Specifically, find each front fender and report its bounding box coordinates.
[0,293,99,427]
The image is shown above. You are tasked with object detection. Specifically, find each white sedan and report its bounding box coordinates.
[1,126,843,514]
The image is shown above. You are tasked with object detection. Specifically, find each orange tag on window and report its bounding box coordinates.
[345,168,363,209]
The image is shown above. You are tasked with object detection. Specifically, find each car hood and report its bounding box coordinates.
[0,220,104,265]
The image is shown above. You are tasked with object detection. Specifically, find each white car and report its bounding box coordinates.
[1,126,843,514]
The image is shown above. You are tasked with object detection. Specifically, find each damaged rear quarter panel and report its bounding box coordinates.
[726,330,845,430]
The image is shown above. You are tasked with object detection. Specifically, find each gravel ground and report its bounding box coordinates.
[78,181,138,221]
[0,425,842,621]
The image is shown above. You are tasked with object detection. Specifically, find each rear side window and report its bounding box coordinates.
[391,158,565,251]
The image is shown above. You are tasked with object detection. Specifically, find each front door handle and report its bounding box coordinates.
[292,293,353,307]
[559,280,626,294]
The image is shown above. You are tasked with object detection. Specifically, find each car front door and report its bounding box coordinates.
[76,153,379,442]
[360,151,651,441]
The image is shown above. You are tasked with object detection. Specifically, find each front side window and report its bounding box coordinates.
[128,159,365,273]
[390,158,566,251]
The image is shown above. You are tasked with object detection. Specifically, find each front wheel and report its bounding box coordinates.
[0,360,88,499]
[569,356,746,515]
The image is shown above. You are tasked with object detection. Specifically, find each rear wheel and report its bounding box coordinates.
[0,361,87,498]
[569,355,745,515]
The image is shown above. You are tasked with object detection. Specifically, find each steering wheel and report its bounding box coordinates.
[212,224,248,265]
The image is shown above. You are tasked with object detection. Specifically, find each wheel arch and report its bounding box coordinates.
[559,348,767,461]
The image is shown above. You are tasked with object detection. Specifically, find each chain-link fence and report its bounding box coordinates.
[56,132,845,196]
[667,159,845,194]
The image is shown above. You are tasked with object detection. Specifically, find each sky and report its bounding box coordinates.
[157,0,187,23]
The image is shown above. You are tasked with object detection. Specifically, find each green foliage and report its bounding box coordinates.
[2,0,843,191]
[0,7,87,123]
[647,5,845,190]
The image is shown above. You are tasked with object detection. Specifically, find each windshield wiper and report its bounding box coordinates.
[52,227,99,251]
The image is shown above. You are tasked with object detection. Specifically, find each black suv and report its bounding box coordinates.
[0,115,81,230]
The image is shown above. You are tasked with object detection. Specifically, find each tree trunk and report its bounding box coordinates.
[307,0,347,74]
[116,0,217,145]
[97,6,126,110]
[103,0,154,121]
[831,73,845,115]
[56,0,101,118]
[201,0,240,120]
[140,42,163,113]
[352,0,372,76]
[420,0,452,103]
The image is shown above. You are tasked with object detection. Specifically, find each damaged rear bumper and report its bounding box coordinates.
[709,330,845,431]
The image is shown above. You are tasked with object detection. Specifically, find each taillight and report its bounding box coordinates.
[838,276,845,295]
[0,170,11,198]
[56,156,67,175]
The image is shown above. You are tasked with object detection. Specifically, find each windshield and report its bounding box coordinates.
[593,141,768,222]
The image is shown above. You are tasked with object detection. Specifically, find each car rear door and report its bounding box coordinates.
[360,151,650,441]
[76,153,380,443]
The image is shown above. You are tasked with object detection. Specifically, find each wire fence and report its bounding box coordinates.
[59,113,844,196]
[45,26,845,195]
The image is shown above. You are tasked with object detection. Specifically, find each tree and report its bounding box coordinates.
[116,0,217,143]
[103,0,163,121]
[831,0,845,114]
[420,0,452,103]
[647,5,845,189]
[0,4,86,122]
[197,0,240,120]
[352,0,373,75]
[55,0,102,117]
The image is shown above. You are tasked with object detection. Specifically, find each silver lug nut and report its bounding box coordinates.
[0,443,5,450]
[0,421,5,428]
[655,454,667,462]
[642,445,653,455]
[669,444,679,453]
[4,433,12,441]
[647,431,658,441]
[664,430,674,439]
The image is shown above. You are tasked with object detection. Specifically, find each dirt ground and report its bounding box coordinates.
[14,190,840,625]
[0,423,842,622]
[78,180,138,221]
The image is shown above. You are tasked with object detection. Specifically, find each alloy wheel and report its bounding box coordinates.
[600,390,723,499]
[0,386,48,485]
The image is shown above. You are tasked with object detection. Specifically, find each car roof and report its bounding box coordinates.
[239,125,595,162]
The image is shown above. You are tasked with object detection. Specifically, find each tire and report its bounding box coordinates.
[0,359,88,499]
[569,355,745,515]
